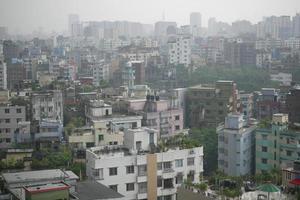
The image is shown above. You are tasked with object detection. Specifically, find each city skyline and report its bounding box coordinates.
[0,0,300,34]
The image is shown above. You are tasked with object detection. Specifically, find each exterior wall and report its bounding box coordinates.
[0,60,7,90]
[168,35,191,67]
[286,86,300,124]
[92,60,109,87]
[0,105,27,148]
[31,90,63,123]
[86,146,203,200]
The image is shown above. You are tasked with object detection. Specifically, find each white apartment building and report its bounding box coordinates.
[168,35,191,67]
[256,50,272,68]
[218,113,256,176]
[284,37,300,49]
[85,99,113,122]
[92,60,109,87]
[270,72,292,86]
[86,128,204,200]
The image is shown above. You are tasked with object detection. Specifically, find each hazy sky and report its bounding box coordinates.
[0,0,300,34]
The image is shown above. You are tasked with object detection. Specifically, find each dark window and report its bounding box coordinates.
[109,185,118,192]
[126,183,135,191]
[126,165,134,174]
[109,167,118,176]
[175,125,180,130]
[5,119,10,123]
[262,146,268,152]
[175,115,180,120]
[4,109,9,113]
[98,135,104,141]
[16,108,22,113]
[262,158,267,164]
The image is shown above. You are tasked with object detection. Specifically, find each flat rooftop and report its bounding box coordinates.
[73,181,124,200]
[2,169,78,184]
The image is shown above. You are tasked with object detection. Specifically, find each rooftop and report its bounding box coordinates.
[72,181,124,200]
[2,169,78,184]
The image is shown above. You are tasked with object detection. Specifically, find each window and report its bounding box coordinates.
[109,185,118,192]
[164,178,174,189]
[17,118,22,123]
[109,167,118,176]
[98,135,104,141]
[4,108,9,113]
[126,183,135,191]
[5,119,10,123]
[287,150,292,156]
[157,162,162,170]
[175,159,183,167]
[16,108,22,113]
[149,132,154,144]
[157,176,162,187]
[175,115,180,120]
[94,168,103,179]
[138,165,147,176]
[6,138,11,143]
[5,129,10,133]
[262,146,268,152]
[176,174,183,184]
[187,157,195,166]
[138,182,147,194]
[262,135,268,140]
[163,162,172,171]
[126,165,134,174]
[136,141,142,150]
[262,158,268,164]
[175,125,180,130]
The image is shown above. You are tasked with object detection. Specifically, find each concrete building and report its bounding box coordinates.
[154,21,177,37]
[293,13,300,37]
[31,90,63,123]
[86,129,203,200]
[254,88,282,120]
[286,85,300,124]
[256,50,272,68]
[122,62,135,89]
[7,61,26,90]
[85,99,113,122]
[131,61,145,85]
[218,113,256,176]
[255,114,300,173]
[92,60,109,87]
[126,96,185,138]
[0,59,7,90]
[1,169,78,199]
[0,105,29,149]
[168,34,191,67]
[284,37,300,49]
[186,81,239,128]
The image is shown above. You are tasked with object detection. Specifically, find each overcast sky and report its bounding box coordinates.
[0,0,300,34]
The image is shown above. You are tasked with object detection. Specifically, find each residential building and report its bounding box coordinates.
[86,129,203,200]
[168,34,191,67]
[85,99,113,122]
[256,50,272,68]
[92,60,109,87]
[126,96,185,138]
[218,113,256,176]
[154,21,177,37]
[1,169,78,199]
[0,105,29,149]
[293,13,300,37]
[34,119,63,146]
[122,62,135,89]
[284,37,300,49]
[186,81,239,128]
[254,88,282,120]
[286,85,300,124]
[282,160,300,188]
[7,61,26,90]
[31,90,63,123]
[131,61,145,85]
[255,113,300,173]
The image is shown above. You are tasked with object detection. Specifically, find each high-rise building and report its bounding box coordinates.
[131,61,145,85]
[218,113,256,176]
[0,59,7,90]
[92,60,109,87]
[167,34,191,67]
[293,13,300,37]
[2,40,20,63]
[154,21,177,37]
[190,12,202,28]
[68,14,81,37]
[7,60,26,90]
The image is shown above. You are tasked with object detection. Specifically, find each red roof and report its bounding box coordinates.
[289,179,300,185]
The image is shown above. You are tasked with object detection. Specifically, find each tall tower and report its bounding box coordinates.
[190,12,202,28]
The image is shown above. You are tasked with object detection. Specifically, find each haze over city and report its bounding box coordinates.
[0,0,300,34]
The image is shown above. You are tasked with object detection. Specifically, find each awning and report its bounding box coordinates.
[289,179,300,186]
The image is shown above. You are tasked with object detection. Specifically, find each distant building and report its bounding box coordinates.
[240,92,254,122]
[270,72,292,86]
[131,61,145,85]
[0,59,7,90]
[168,34,191,67]
[154,21,177,37]
[7,61,26,90]
[218,113,256,176]
[92,60,109,87]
